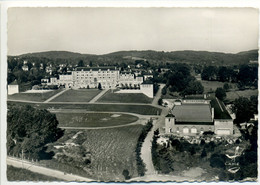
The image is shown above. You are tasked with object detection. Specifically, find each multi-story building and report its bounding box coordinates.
[72,67,120,89]
[44,67,154,97]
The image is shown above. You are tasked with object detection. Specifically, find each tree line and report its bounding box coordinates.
[201,65,258,88]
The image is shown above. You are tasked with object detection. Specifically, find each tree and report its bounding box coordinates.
[210,154,226,169]
[89,61,93,67]
[215,87,226,101]
[122,169,131,180]
[183,80,204,95]
[201,66,217,81]
[201,148,207,158]
[223,83,230,92]
[77,60,84,67]
[7,104,63,160]
[98,83,102,90]
[232,97,255,124]
[158,98,163,106]
[161,86,167,95]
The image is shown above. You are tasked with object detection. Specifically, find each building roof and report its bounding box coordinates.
[142,80,153,84]
[166,113,175,117]
[75,67,117,71]
[184,94,205,100]
[9,80,18,85]
[210,98,232,119]
[172,104,213,123]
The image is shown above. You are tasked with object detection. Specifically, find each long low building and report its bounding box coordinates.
[45,67,152,89]
[165,96,233,135]
[42,67,154,97]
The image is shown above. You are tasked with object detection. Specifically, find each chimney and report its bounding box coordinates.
[211,108,214,121]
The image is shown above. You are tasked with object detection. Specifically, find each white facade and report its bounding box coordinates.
[140,84,153,98]
[72,68,120,89]
[8,84,19,95]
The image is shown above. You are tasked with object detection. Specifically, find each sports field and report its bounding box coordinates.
[55,112,139,127]
[50,89,101,102]
[97,90,153,103]
[7,89,63,102]
[8,102,162,115]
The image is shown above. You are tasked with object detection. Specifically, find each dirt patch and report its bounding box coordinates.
[182,167,206,178]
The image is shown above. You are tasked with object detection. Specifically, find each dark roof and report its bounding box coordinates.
[184,94,205,100]
[166,113,175,117]
[142,80,153,84]
[210,98,232,119]
[9,80,18,85]
[172,104,212,123]
[175,121,214,125]
[75,67,117,71]
[121,72,134,74]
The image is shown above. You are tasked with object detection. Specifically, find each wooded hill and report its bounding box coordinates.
[11,49,258,66]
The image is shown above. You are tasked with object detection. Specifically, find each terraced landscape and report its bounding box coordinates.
[7,89,63,102]
[97,90,153,103]
[44,125,144,181]
[50,89,102,102]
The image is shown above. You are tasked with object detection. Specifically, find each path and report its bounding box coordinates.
[89,89,109,103]
[140,107,168,175]
[7,156,94,182]
[152,83,165,106]
[44,89,69,103]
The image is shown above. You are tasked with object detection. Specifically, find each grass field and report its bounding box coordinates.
[8,102,162,115]
[55,112,139,127]
[201,80,237,93]
[44,125,144,181]
[51,89,102,102]
[97,90,153,103]
[7,165,61,181]
[226,89,258,101]
[8,89,63,102]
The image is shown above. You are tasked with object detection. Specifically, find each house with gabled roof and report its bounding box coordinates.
[165,95,233,135]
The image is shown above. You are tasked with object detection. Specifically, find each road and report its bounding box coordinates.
[152,83,165,106]
[7,156,94,182]
[44,89,69,103]
[140,107,168,175]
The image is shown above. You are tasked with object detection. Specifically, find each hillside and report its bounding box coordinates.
[10,49,258,65]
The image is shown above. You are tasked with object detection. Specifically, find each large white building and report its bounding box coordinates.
[45,67,152,92]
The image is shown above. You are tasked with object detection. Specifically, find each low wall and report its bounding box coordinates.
[115,89,142,94]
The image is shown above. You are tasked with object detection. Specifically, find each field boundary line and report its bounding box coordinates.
[44,89,69,103]
[89,89,109,103]
[216,98,224,112]
[7,156,94,182]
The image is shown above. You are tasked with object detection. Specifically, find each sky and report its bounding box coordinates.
[7,7,259,55]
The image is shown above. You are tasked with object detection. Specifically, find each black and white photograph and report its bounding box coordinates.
[1,3,259,184]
